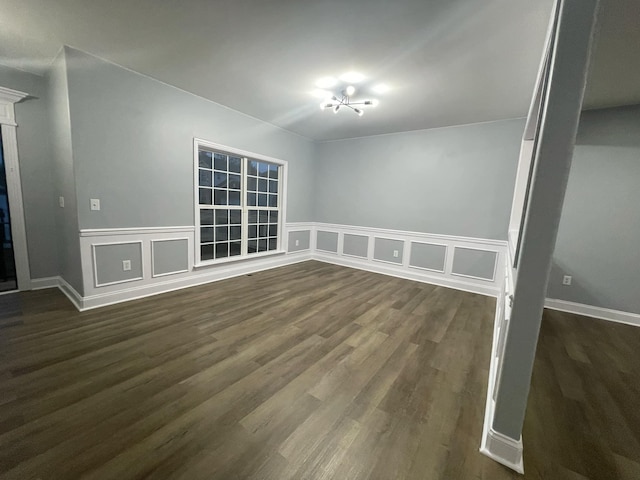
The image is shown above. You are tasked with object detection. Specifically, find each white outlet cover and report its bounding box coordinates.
[90,198,101,211]
[393,250,399,257]
[295,239,300,246]
[562,275,572,286]
[58,196,64,208]
[122,260,131,271]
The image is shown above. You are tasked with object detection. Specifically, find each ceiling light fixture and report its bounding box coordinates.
[320,86,378,117]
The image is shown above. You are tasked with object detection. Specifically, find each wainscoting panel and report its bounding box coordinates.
[151,238,190,277]
[287,230,311,253]
[92,241,144,287]
[409,242,447,273]
[373,237,404,265]
[316,230,339,253]
[451,246,499,282]
[343,234,369,258]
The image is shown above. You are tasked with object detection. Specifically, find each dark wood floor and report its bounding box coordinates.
[0,261,637,479]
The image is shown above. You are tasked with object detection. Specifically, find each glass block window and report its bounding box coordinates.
[196,142,285,264]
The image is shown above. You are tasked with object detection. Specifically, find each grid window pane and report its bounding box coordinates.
[259,238,268,251]
[215,209,229,225]
[258,194,267,206]
[269,211,278,223]
[230,242,242,256]
[214,172,227,188]
[229,174,241,190]
[269,195,278,207]
[201,227,214,243]
[268,164,278,179]
[258,178,268,192]
[269,224,277,237]
[199,188,212,205]
[269,180,278,193]
[248,177,257,191]
[200,209,214,225]
[249,225,257,239]
[258,163,269,178]
[215,226,228,242]
[249,210,258,224]
[199,169,212,187]
[230,226,241,241]
[248,192,257,206]
[268,238,277,250]
[229,191,241,206]
[214,153,227,171]
[259,224,268,237]
[248,160,258,176]
[215,243,229,258]
[248,240,257,253]
[230,210,242,225]
[259,211,269,223]
[229,156,242,173]
[214,189,227,205]
[201,244,214,261]
[199,151,213,169]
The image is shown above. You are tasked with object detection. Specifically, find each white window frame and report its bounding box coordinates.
[193,138,287,267]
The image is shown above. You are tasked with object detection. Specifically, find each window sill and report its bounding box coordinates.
[193,249,286,269]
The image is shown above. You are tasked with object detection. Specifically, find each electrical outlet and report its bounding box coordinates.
[90,198,101,211]
[393,250,399,258]
[562,275,572,286]
[122,260,131,271]
[58,196,64,208]
[295,239,300,246]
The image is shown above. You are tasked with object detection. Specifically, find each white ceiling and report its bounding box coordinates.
[0,0,638,141]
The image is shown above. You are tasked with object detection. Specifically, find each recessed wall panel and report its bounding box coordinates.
[316,231,339,253]
[343,234,368,258]
[93,242,143,286]
[410,242,446,272]
[152,239,189,277]
[288,230,310,252]
[451,247,497,280]
[373,238,404,264]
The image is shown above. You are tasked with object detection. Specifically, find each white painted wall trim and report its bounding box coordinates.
[0,86,31,291]
[544,298,640,328]
[30,276,60,290]
[80,226,195,237]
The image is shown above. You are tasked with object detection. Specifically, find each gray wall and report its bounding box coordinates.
[0,64,58,279]
[63,47,315,230]
[46,52,84,294]
[548,105,640,314]
[313,119,524,240]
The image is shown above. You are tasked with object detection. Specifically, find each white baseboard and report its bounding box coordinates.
[76,251,311,311]
[480,419,524,474]
[29,276,59,290]
[57,277,84,311]
[545,298,640,328]
[314,252,500,298]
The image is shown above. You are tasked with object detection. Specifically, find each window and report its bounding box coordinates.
[194,139,286,265]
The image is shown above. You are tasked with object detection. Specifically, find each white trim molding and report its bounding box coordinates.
[151,237,191,278]
[91,240,145,287]
[0,85,31,291]
[544,298,640,328]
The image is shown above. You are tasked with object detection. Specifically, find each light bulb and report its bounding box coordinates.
[345,85,355,96]
[333,105,340,114]
[354,108,363,116]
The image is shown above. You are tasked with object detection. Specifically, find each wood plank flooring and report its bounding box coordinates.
[0,261,637,479]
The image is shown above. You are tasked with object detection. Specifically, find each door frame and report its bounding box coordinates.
[0,85,32,291]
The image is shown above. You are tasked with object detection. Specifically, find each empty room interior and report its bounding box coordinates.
[0,0,639,479]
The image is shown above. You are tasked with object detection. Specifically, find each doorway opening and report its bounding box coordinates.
[0,131,18,293]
